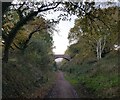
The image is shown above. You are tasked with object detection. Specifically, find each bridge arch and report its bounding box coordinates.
[54,54,71,61]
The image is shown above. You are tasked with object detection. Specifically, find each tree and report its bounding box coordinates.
[3,1,115,62]
[2,1,61,62]
[68,6,119,60]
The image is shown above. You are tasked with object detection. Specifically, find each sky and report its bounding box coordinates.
[52,18,77,62]
[52,17,77,54]
[45,9,77,54]
[45,12,77,62]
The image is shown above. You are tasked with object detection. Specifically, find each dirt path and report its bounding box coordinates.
[45,71,78,98]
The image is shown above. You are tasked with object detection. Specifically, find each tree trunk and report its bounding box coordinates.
[96,38,102,60]
[2,42,10,63]
[96,36,107,60]
[96,41,99,60]
[99,38,102,59]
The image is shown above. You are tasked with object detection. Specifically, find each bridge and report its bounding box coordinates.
[54,54,71,61]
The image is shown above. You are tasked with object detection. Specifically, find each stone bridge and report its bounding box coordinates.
[54,54,71,61]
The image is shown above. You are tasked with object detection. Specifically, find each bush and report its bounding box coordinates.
[2,39,55,98]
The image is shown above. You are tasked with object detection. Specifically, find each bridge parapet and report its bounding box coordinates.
[54,54,71,61]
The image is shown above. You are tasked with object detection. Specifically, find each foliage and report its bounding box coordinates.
[2,1,104,62]
[2,1,61,62]
[2,8,56,98]
[2,29,55,98]
[68,6,119,60]
[62,51,119,98]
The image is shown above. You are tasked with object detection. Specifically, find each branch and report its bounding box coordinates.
[86,16,98,43]
[89,13,111,33]
[23,28,41,49]
[88,16,99,36]
[2,31,8,41]
[88,15,104,36]
[10,45,15,50]
[6,1,61,46]
[12,42,23,50]
[101,35,106,52]
[16,2,26,20]
[23,24,50,50]
[38,2,61,12]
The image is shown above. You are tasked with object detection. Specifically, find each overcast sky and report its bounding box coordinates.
[52,16,77,54]
[45,11,77,62]
[45,9,77,54]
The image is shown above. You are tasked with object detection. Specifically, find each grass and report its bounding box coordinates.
[63,51,119,98]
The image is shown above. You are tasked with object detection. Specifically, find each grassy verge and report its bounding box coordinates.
[63,51,120,98]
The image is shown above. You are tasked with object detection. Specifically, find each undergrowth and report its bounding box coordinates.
[62,51,119,98]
